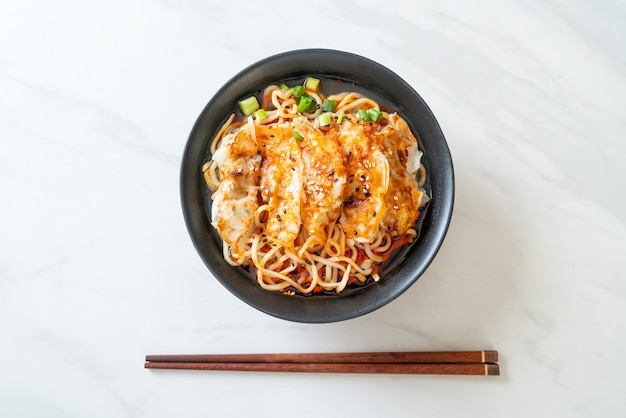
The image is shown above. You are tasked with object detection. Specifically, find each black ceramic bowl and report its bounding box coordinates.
[181,49,454,323]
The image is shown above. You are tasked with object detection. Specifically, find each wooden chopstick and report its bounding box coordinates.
[145,361,499,375]
[145,351,499,376]
[145,350,497,364]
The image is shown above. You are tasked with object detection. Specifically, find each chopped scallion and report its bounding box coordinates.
[238,96,260,116]
[293,131,304,141]
[357,109,370,121]
[319,112,332,126]
[294,117,303,131]
[322,99,337,112]
[280,83,289,91]
[305,77,320,92]
[297,96,315,113]
[256,108,267,121]
[293,85,305,99]
[368,108,383,123]
[337,110,345,124]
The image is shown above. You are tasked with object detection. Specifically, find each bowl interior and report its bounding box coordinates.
[181,49,454,323]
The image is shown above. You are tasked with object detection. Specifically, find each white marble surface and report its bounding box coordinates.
[1,0,625,416]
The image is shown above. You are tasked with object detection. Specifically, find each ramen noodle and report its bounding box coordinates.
[202,77,429,295]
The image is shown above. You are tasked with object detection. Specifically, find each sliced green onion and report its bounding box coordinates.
[293,117,303,131]
[297,96,316,113]
[319,112,332,127]
[367,108,383,123]
[357,109,370,121]
[238,96,260,116]
[293,85,305,99]
[305,77,320,92]
[337,110,345,124]
[280,83,289,92]
[293,131,304,141]
[256,108,267,121]
[322,99,337,113]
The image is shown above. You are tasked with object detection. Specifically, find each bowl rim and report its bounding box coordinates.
[180,48,454,323]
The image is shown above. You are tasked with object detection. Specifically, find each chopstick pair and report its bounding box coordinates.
[145,350,500,376]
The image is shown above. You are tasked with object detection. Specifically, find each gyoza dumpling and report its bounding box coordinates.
[377,113,426,236]
[300,125,347,245]
[256,124,303,248]
[336,120,390,243]
[210,125,261,257]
